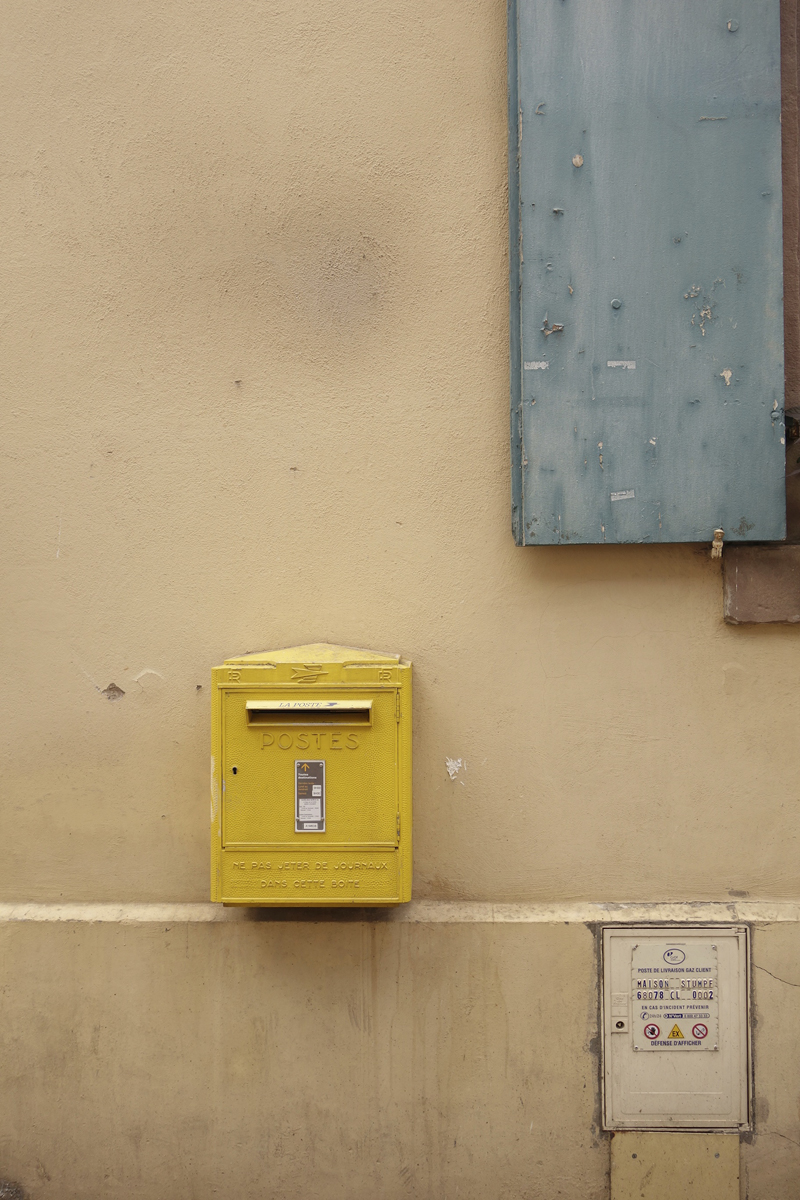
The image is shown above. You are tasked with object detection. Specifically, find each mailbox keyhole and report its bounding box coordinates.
[232,766,238,775]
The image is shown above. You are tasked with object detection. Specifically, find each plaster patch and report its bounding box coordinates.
[134,668,165,695]
[445,757,464,780]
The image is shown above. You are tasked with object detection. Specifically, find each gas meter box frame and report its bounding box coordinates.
[211,643,412,906]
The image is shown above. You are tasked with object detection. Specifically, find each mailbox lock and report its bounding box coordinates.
[616,1021,625,1029]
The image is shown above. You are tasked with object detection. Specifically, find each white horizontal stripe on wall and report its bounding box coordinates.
[0,901,798,924]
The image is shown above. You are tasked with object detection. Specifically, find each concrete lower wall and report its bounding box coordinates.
[0,917,604,1200]
[1,913,798,1200]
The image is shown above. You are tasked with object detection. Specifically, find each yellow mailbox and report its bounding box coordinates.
[211,643,412,906]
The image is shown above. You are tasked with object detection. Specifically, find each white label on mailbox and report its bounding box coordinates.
[295,760,325,832]
[632,941,718,1051]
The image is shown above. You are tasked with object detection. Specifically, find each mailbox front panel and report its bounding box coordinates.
[221,690,398,848]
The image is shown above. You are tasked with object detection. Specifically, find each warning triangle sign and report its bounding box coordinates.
[667,1024,685,1040]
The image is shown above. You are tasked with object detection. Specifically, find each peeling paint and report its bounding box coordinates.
[683,280,723,336]
[720,369,732,386]
[541,315,564,337]
[0,1180,27,1200]
[524,360,549,370]
[445,757,465,780]
[607,360,635,369]
[610,490,635,502]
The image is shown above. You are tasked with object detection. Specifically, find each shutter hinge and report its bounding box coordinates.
[395,691,401,722]
[396,811,401,842]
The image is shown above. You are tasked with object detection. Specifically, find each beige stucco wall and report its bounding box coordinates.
[4,0,800,907]
[2,1,800,1197]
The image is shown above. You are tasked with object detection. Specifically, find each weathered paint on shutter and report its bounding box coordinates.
[509,0,785,545]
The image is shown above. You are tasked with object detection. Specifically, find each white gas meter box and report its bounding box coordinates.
[602,926,750,1131]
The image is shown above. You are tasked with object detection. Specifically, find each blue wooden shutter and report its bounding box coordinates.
[509,0,786,545]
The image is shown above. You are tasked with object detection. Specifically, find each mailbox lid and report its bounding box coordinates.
[225,642,400,666]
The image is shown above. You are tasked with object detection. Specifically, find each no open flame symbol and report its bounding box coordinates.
[692,1023,709,1039]
[644,1024,660,1040]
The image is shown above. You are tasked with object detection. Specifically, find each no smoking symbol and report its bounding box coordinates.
[692,1023,709,1039]
[644,1024,660,1040]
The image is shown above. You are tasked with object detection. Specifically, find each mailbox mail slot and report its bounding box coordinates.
[211,643,412,906]
[245,700,373,726]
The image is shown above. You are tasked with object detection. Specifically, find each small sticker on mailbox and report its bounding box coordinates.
[295,760,325,832]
